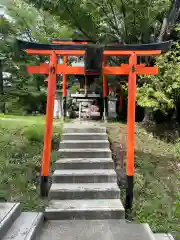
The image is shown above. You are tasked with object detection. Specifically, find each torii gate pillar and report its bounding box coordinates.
[41,52,57,196]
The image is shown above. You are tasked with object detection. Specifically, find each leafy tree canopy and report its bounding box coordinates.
[25,0,171,43]
[0,0,72,113]
[137,40,180,113]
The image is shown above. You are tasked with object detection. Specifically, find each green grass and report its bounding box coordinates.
[0,113,66,125]
[0,115,63,211]
[0,113,46,120]
[107,122,180,240]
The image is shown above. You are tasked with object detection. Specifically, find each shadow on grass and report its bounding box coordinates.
[141,121,180,143]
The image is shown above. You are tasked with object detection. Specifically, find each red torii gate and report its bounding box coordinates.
[18,39,171,212]
[51,39,92,118]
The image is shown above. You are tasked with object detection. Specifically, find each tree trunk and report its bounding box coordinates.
[157,0,180,42]
[142,107,153,125]
[157,18,168,42]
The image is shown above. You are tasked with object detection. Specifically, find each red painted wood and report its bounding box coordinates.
[41,53,57,177]
[126,54,137,176]
[26,49,161,56]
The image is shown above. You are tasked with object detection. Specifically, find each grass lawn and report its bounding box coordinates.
[107,122,180,240]
[0,113,46,120]
[0,115,63,211]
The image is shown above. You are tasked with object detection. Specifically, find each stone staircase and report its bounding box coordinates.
[39,123,175,240]
[0,123,175,240]
[45,124,125,220]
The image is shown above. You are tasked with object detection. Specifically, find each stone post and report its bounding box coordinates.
[54,91,63,119]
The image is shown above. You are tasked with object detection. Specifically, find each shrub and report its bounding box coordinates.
[24,124,45,143]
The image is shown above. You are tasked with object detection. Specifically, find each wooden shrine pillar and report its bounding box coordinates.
[102,56,108,120]
[126,53,137,213]
[41,52,57,196]
[62,56,68,119]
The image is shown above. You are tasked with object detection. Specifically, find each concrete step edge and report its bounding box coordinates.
[56,158,113,163]
[23,212,44,240]
[53,169,116,176]
[46,199,124,211]
[0,203,22,239]
[39,220,157,238]
[64,130,107,133]
[154,233,175,240]
[50,183,120,191]
[64,127,106,130]
[64,126,106,129]
[60,140,109,143]
[45,199,125,220]
[2,212,44,240]
[58,148,111,152]
[55,158,114,170]
[49,185,120,199]
[62,133,107,136]
[143,223,156,240]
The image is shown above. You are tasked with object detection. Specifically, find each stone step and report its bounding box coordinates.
[49,183,120,200]
[0,202,22,239]
[2,212,43,240]
[39,220,155,240]
[60,140,109,149]
[64,127,106,133]
[45,199,125,220]
[58,148,112,158]
[55,158,114,169]
[154,233,175,240]
[62,133,108,141]
[52,169,117,183]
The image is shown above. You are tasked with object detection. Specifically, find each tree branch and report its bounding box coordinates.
[90,0,121,40]
[100,1,121,38]
[120,0,128,43]
[105,0,121,38]
[61,0,95,41]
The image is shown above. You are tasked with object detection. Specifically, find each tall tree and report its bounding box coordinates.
[25,0,171,44]
[0,0,72,113]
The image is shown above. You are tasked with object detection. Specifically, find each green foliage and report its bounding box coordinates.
[23,121,63,144]
[137,42,180,113]
[6,0,72,42]
[1,0,179,116]
[23,124,45,143]
[26,0,171,43]
[0,0,72,114]
[70,84,80,93]
[0,116,62,210]
[108,122,180,239]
